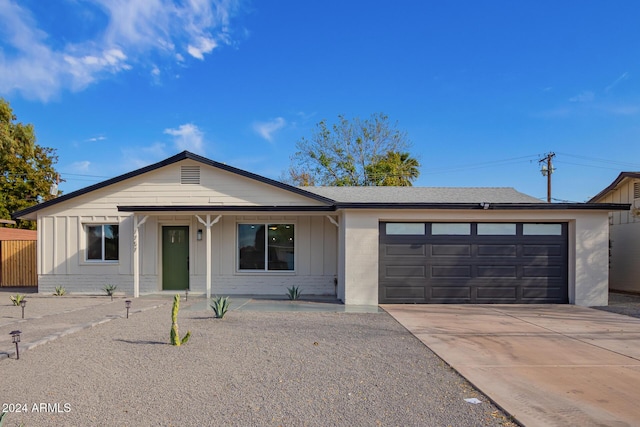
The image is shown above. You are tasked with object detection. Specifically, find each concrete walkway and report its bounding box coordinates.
[382,304,640,427]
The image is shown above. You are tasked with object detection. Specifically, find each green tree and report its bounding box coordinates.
[366,151,421,186]
[0,98,60,229]
[287,113,420,186]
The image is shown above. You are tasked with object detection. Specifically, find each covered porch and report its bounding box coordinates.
[120,207,342,300]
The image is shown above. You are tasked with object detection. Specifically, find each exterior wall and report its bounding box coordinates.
[33,159,336,296]
[340,209,611,306]
[595,178,640,293]
[36,212,338,296]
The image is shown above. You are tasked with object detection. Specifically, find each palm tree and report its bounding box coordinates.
[366,151,420,186]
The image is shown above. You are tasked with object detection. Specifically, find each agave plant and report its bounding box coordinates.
[9,294,25,306]
[286,285,302,301]
[210,296,230,319]
[53,286,66,296]
[103,284,118,301]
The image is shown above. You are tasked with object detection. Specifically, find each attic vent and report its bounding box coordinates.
[635,182,640,200]
[181,166,200,184]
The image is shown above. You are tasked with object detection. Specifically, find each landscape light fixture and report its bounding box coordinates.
[125,300,131,319]
[10,330,21,360]
[20,299,26,319]
[197,229,203,241]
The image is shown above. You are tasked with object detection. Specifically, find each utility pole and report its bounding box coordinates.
[539,152,555,203]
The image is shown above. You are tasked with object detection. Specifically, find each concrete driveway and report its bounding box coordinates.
[382,304,640,427]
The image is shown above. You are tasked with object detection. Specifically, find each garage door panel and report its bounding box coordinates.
[385,244,426,256]
[430,286,471,300]
[383,286,426,300]
[523,245,562,257]
[477,266,517,277]
[522,286,566,301]
[385,265,427,278]
[476,286,518,300]
[380,222,568,304]
[432,265,471,278]
[477,244,517,257]
[523,266,562,278]
[431,244,471,256]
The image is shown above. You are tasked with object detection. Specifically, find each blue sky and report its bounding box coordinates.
[1,0,639,202]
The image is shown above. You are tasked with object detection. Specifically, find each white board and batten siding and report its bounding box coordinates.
[36,160,338,296]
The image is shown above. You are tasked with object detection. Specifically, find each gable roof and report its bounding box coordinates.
[589,172,640,203]
[12,151,629,219]
[302,186,542,204]
[12,151,335,219]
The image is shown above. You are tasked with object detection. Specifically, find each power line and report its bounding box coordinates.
[555,152,640,169]
[553,160,626,171]
[422,154,539,175]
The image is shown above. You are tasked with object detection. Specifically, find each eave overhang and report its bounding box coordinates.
[117,202,630,213]
[117,205,337,213]
[333,202,630,211]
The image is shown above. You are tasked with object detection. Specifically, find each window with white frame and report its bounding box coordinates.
[86,224,119,261]
[238,223,294,271]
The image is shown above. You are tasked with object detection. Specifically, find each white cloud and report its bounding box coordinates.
[253,117,286,142]
[0,0,242,101]
[164,123,205,153]
[85,135,107,142]
[569,91,595,103]
[187,36,218,60]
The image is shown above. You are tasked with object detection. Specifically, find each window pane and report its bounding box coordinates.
[268,224,294,270]
[238,224,265,269]
[386,223,425,235]
[431,223,471,235]
[477,223,516,235]
[87,225,103,260]
[523,224,563,235]
[104,225,119,260]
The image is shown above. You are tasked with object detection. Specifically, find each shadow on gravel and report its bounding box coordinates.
[113,339,167,345]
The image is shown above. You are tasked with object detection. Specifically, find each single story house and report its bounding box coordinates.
[13,151,628,306]
[589,172,640,294]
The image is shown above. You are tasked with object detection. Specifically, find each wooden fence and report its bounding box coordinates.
[0,240,38,287]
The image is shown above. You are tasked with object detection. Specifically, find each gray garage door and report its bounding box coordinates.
[379,222,568,304]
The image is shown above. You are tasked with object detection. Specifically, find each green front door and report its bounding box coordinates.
[162,226,189,290]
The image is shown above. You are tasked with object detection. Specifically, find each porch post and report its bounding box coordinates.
[133,215,149,298]
[196,214,222,300]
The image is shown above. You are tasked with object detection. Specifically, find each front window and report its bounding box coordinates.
[238,223,294,271]
[86,224,119,261]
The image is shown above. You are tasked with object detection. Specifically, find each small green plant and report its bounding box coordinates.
[53,286,66,296]
[103,284,117,301]
[9,294,25,306]
[286,285,302,301]
[210,295,230,319]
[170,294,191,346]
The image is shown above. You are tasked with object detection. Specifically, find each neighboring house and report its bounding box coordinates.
[13,151,628,306]
[0,227,38,287]
[589,172,640,294]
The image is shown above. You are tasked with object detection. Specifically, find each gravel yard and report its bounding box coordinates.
[1,303,516,426]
